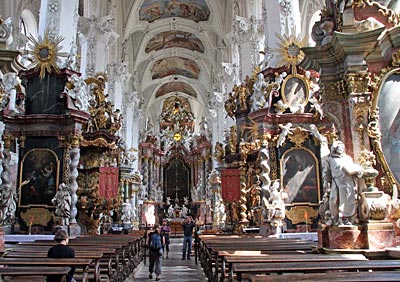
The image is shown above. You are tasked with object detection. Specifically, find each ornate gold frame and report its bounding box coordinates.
[281,74,310,108]
[19,148,60,208]
[280,147,320,206]
[369,67,400,188]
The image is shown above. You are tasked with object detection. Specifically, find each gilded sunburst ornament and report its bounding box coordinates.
[274,31,308,73]
[27,31,66,79]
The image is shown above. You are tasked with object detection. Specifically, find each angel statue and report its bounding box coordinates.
[276,123,293,148]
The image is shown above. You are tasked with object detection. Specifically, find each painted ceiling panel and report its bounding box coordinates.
[145,31,205,53]
[155,82,197,98]
[152,57,200,79]
[139,0,210,22]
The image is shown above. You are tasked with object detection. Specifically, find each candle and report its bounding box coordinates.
[304,210,308,233]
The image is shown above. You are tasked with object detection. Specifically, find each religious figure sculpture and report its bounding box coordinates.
[276,123,293,148]
[168,204,174,218]
[121,200,132,224]
[181,204,188,218]
[51,183,72,226]
[251,73,267,112]
[267,181,287,234]
[214,199,226,227]
[323,141,364,226]
[247,179,262,208]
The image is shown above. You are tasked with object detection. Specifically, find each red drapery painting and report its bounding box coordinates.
[99,167,119,199]
[221,169,240,201]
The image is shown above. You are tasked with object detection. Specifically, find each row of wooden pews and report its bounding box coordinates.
[197,234,400,282]
[1,230,146,282]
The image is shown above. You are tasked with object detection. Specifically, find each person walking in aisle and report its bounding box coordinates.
[160,220,171,259]
[181,215,196,260]
[148,223,165,281]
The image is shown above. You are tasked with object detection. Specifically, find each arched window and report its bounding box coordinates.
[19,9,38,39]
[308,10,321,46]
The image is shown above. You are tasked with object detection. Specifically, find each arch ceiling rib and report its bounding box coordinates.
[139,0,211,23]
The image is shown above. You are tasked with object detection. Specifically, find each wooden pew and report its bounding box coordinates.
[5,245,115,282]
[223,253,367,282]
[0,266,70,282]
[197,236,316,282]
[248,271,400,282]
[233,260,400,282]
[0,258,94,282]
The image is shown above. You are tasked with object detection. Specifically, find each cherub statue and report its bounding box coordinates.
[276,123,293,148]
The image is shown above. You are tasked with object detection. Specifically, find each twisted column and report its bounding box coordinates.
[239,165,248,222]
[68,134,81,224]
[259,140,271,210]
[0,134,16,224]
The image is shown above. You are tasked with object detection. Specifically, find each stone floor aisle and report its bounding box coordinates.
[126,237,208,282]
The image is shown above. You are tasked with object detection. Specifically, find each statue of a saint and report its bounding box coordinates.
[51,183,71,226]
[323,141,363,226]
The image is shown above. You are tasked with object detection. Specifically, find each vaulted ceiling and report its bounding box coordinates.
[121,0,230,132]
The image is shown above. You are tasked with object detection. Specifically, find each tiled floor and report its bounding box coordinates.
[126,238,208,281]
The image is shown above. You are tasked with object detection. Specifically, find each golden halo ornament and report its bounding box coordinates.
[27,30,67,79]
[274,30,308,74]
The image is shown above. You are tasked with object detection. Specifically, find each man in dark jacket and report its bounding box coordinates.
[47,229,75,282]
[181,216,196,260]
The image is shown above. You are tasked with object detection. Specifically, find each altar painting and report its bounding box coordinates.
[152,57,200,79]
[156,82,197,98]
[139,0,210,23]
[19,149,59,207]
[281,148,319,204]
[146,31,204,53]
[376,71,400,184]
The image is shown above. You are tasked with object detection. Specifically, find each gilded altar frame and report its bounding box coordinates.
[19,148,60,207]
[280,147,320,206]
[281,74,310,109]
[369,67,400,188]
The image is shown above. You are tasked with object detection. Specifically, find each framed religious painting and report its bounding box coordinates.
[281,74,309,113]
[370,67,400,187]
[19,148,60,207]
[280,148,320,205]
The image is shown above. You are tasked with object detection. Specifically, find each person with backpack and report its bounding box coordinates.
[148,223,164,281]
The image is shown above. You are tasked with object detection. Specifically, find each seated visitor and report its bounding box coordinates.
[47,229,76,282]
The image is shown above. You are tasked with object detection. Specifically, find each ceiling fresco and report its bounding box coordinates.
[145,31,205,53]
[155,82,197,98]
[139,0,211,23]
[151,56,200,79]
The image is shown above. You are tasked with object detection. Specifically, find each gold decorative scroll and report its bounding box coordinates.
[80,138,116,149]
[20,208,53,226]
[286,205,318,224]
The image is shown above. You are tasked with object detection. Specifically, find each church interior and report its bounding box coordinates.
[2,0,400,280]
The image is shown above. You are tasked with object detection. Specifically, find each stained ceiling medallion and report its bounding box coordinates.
[27,30,67,79]
[274,30,308,74]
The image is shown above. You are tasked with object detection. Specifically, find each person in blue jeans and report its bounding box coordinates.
[181,216,196,260]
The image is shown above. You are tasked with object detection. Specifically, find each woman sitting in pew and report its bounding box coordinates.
[47,229,76,282]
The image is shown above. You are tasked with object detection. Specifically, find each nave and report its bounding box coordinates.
[129,238,207,282]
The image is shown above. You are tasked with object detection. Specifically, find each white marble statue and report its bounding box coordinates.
[276,123,293,148]
[121,200,132,224]
[51,183,71,226]
[323,141,364,226]
[168,204,174,218]
[268,181,286,222]
[309,97,324,119]
[251,73,267,111]
[181,204,188,218]
[66,74,89,112]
